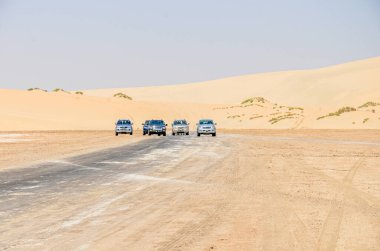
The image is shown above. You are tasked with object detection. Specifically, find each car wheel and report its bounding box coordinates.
[115,132,118,136]
[148,132,151,136]
[130,132,133,135]
[197,133,200,137]
[186,132,189,135]
[163,133,166,136]
[172,132,175,136]
[212,133,216,137]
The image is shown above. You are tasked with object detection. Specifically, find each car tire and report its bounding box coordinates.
[115,132,118,136]
[186,132,189,135]
[172,132,175,136]
[197,133,200,137]
[148,132,151,136]
[212,133,216,137]
[130,132,133,135]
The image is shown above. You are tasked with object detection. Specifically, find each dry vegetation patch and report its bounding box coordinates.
[268,112,302,124]
[227,115,241,119]
[358,101,380,109]
[317,106,357,120]
[53,88,70,93]
[241,97,267,105]
[288,106,304,111]
[249,115,263,120]
[27,88,47,92]
[113,92,133,100]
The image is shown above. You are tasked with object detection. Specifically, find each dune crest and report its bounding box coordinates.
[83,57,380,108]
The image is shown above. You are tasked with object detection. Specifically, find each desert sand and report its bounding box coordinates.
[0,130,379,250]
[1,57,379,131]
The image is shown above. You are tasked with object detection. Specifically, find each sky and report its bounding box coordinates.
[0,0,379,90]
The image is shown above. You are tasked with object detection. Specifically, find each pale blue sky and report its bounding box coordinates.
[0,0,379,90]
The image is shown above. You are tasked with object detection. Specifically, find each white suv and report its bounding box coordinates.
[115,119,133,136]
[172,119,189,136]
[197,119,216,137]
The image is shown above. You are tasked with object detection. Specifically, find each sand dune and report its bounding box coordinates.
[0,89,218,131]
[1,57,379,130]
[83,57,380,108]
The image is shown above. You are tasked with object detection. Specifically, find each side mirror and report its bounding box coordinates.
[131,122,134,125]
[165,124,168,126]
[141,123,144,126]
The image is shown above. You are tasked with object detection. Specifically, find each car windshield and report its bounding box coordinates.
[199,120,213,125]
[144,120,150,125]
[173,120,187,125]
[150,120,164,125]
[117,120,131,125]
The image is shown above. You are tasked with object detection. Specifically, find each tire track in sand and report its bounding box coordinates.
[261,155,317,250]
[317,158,364,251]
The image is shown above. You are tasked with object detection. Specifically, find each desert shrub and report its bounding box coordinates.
[288,107,304,111]
[113,92,132,100]
[27,87,47,92]
[53,88,69,93]
[227,115,241,119]
[75,91,83,95]
[241,97,267,105]
[317,107,356,120]
[363,118,369,124]
[243,103,254,107]
[358,101,380,109]
[269,113,298,124]
[249,115,263,120]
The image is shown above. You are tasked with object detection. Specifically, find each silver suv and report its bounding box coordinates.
[172,119,189,136]
[197,119,216,137]
[115,119,133,136]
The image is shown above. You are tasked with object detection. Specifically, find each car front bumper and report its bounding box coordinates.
[149,129,165,133]
[173,127,189,133]
[116,128,132,133]
[198,129,216,134]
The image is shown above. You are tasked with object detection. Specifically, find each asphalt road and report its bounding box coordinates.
[0,134,203,214]
[0,133,233,250]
